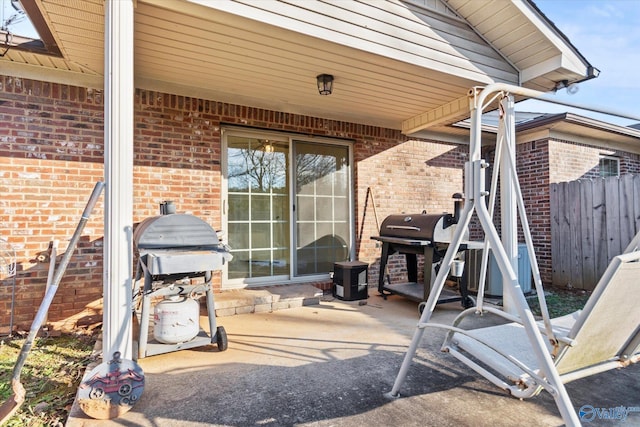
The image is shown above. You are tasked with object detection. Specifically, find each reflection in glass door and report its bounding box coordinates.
[226,136,289,280]
[295,142,350,275]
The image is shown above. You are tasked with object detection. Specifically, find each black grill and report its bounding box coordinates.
[371,194,474,308]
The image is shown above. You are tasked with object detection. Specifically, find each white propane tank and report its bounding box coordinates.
[153,295,200,344]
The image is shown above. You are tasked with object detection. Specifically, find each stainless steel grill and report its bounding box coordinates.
[134,204,232,359]
[371,194,475,308]
[134,213,231,275]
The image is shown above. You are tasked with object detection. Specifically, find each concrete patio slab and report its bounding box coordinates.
[66,290,640,426]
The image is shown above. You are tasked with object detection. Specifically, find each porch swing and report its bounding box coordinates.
[386,83,640,427]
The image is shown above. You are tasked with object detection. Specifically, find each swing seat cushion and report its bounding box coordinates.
[450,312,579,383]
[447,249,640,387]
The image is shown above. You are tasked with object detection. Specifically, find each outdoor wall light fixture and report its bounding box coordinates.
[554,79,579,94]
[316,74,334,95]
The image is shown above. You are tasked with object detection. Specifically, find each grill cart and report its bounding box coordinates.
[372,194,480,309]
[133,203,232,359]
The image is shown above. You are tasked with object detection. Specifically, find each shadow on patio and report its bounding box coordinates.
[66,293,639,426]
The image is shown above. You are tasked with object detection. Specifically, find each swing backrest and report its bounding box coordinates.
[555,248,640,375]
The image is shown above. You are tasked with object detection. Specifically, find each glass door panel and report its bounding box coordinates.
[295,142,350,275]
[226,136,289,280]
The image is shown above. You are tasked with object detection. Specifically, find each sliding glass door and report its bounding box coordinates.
[223,129,351,286]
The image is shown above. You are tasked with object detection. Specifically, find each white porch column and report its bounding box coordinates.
[103,0,134,361]
[500,95,518,315]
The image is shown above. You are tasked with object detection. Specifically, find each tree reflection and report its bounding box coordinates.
[296,153,336,192]
[227,140,346,194]
[227,141,287,193]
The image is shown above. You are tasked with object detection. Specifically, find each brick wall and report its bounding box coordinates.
[548,138,640,181]
[621,154,640,175]
[0,76,106,332]
[471,140,553,285]
[356,139,466,286]
[0,75,466,330]
[516,140,552,284]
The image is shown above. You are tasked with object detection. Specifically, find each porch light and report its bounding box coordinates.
[316,74,334,95]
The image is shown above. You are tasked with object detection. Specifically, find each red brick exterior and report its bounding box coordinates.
[1,77,106,332]
[516,140,552,284]
[4,75,637,330]
[548,138,640,181]
[0,76,466,330]
[357,139,466,287]
[469,140,554,284]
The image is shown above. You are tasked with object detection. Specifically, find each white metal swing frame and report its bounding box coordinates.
[387,83,640,427]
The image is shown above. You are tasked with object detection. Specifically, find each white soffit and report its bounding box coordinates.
[443,0,592,84]
[3,0,518,130]
[403,0,595,135]
[5,0,585,136]
[517,114,640,154]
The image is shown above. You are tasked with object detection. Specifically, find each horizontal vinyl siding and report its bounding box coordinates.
[201,0,518,83]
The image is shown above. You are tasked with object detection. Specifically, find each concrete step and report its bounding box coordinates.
[212,284,325,317]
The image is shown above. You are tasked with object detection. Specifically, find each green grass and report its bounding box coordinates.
[0,332,97,427]
[527,288,591,318]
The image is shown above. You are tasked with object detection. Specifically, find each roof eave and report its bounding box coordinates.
[517,112,640,138]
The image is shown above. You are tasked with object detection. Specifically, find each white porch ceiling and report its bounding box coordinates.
[1,0,594,137]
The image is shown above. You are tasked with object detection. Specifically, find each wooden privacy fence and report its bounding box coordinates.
[550,174,640,290]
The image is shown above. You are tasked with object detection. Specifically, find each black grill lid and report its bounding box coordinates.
[378,213,468,243]
[134,214,220,250]
[379,213,451,240]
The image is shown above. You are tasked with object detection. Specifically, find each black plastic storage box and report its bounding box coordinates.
[333,261,368,301]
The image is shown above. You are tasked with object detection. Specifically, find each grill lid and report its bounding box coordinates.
[134,214,220,250]
[378,213,468,243]
[380,213,449,241]
[134,213,233,275]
